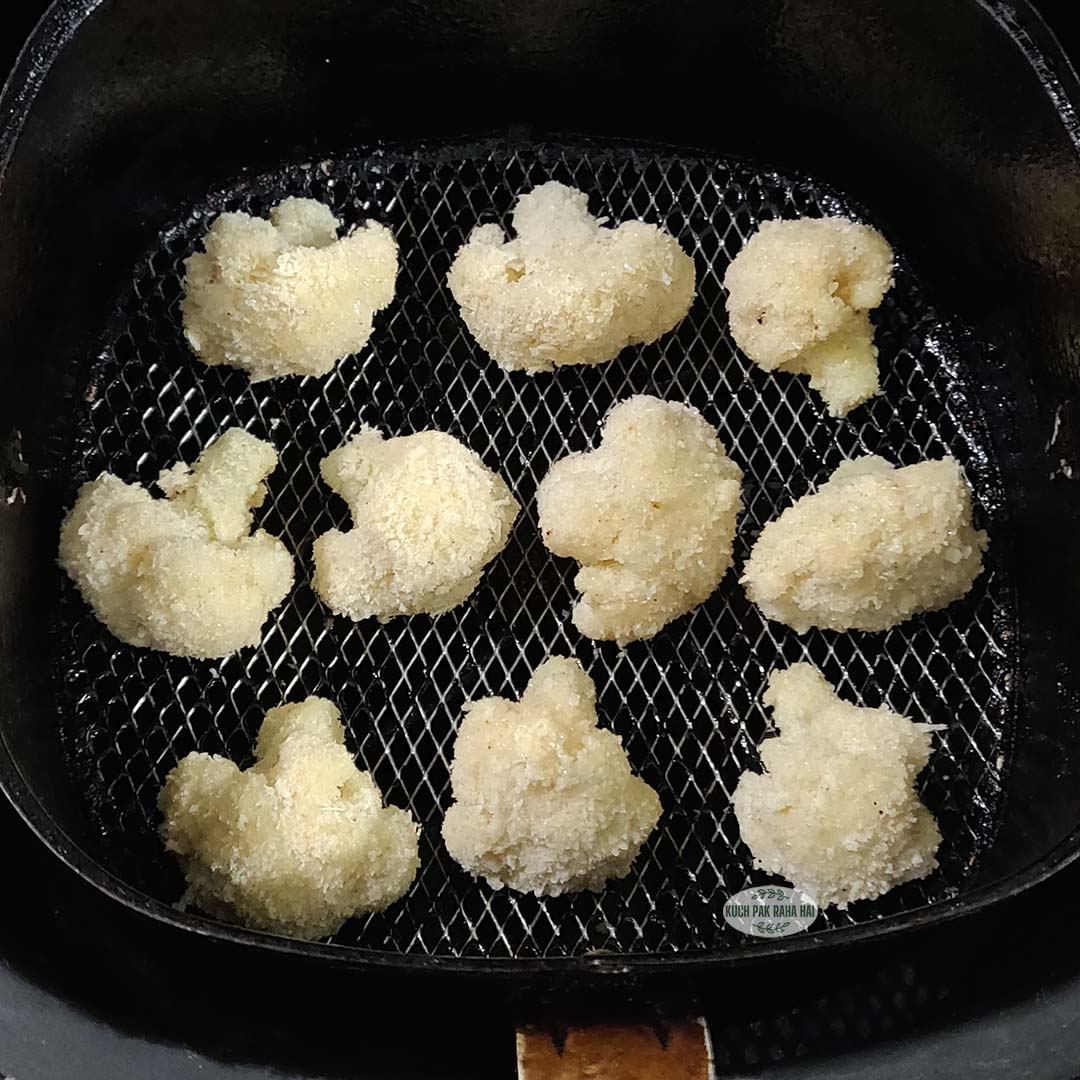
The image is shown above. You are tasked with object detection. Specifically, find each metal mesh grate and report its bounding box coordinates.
[51,142,1013,959]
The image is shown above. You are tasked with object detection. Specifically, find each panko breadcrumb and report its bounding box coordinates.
[181,197,398,381]
[442,657,661,895]
[58,429,294,658]
[723,216,894,416]
[447,181,696,373]
[312,427,519,622]
[535,395,743,644]
[742,455,988,633]
[159,696,419,940]
[733,663,942,909]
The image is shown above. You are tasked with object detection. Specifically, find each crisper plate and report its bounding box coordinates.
[50,141,1012,963]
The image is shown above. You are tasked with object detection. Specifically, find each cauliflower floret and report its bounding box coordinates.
[742,455,988,633]
[312,427,519,622]
[159,696,419,940]
[723,216,894,416]
[447,181,696,373]
[536,395,743,644]
[181,197,398,382]
[442,657,661,895]
[58,429,294,658]
[733,663,942,908]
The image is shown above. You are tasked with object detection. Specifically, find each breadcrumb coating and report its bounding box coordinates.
[447,181,696,373]
[724,216,893,416]
[742,455,988,633]
[58,429,294,658]
[733,664,942,909]
[181,197,398,382]
[159,696,419,940]
[312,427,519,622]
[536,395,743,644]
[442,657,661,895]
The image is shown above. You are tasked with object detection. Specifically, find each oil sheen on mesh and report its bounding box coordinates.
[50,143,1012,958]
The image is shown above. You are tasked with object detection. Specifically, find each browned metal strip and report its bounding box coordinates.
[517,1017,713,1080]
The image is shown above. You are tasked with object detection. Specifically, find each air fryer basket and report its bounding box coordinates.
[3,0,1080,982]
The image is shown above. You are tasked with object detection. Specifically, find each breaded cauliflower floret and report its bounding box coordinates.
[181,197,398,381]
[159,696,419,940]
[442,657,661,895]
[447,181,696,373]
[58,429,294,658]
[536,395,743,644]
[312,427,519,622]
[724,217,894,416]
[733,664,942,908]
[742,455,988,633]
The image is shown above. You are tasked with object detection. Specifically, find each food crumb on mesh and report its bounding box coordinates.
[159,695,419,940]
[442,657,662,895]
[733,663,942,909]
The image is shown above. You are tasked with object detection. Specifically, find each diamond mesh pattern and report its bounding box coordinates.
[50,143,1013,959]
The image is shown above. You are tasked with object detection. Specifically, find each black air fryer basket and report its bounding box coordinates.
[2,0,1080,985]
